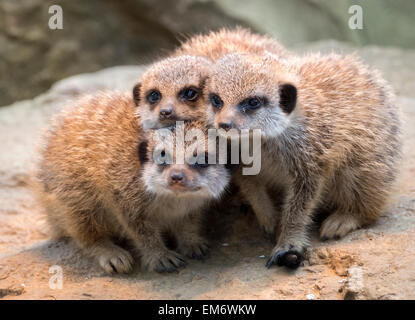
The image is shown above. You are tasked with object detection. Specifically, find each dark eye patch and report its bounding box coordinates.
[209,93,224,109]
[146,90,161,104]
[179,87,199,102]
[138,140,149,164]
[279,84,297,114]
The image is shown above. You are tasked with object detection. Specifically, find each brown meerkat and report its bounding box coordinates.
[36,92,231,274]
[203,52,401,269]
[133,28,287,131]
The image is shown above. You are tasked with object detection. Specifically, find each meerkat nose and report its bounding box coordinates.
[218,121,234,131]
[159,106,173,118]
[169,171,186,185]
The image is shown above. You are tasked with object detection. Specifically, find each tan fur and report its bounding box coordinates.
[36,92,230,274]
[204,52,402,268]
[175,27,288,61]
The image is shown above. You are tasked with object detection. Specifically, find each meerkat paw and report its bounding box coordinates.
[141,249,187,273]
[266,244,304,269]
[320,212,362,240]
[97,246,134,274]
[178,240,210,260]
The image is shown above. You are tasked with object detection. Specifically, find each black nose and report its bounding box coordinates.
[219,121,233,131]
[170,171,185,184]
[159,106,173,118]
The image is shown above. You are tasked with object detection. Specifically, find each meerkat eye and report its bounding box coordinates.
[209,93,224,109]
[240,96,266,112]
[155,149,171,165]
[146,90,161,104]
[179,87,199,101]
[248,97,261,108]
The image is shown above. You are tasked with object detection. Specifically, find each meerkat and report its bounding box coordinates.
[133,28,287,130]
[36,92,231,274]
[203,52,401,269]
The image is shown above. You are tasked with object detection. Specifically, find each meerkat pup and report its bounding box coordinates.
[204,52,401,269]
[133,28,287,130]
[37,92,231,274]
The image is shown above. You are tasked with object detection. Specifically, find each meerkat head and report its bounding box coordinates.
[139,121,230,199]
[133,55,211,130]
[204,53,299,138]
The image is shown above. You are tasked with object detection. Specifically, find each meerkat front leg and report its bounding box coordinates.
[266,175,322,269]
[237,177,278,239]
[82,238,134,274]
[51,204,135,274]
[175,213,209,260]
[126,218,187,273]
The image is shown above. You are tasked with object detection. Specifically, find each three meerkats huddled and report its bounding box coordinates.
[37,28,401,273]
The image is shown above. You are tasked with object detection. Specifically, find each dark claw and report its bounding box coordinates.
[179,260,187,267]
[166,260,179,273]
[186,244,210,260]
[154,264,167,273]
[175,256,188,266]
[266,249,303,269]
[109,261,117,273]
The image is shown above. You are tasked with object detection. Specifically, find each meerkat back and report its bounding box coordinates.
[175,27,288,61]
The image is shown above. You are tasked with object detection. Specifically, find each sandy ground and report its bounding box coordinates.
[0,41,414,300]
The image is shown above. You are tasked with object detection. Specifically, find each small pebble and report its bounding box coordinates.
[259,255,266,259]
[306,294,315,300]
[222,243,229,247]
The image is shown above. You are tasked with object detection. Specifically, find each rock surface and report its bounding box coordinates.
[0,0,249,106]
[0,41,415,300]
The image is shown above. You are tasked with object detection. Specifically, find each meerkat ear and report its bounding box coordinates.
[133,83,141,106]
[279,83,297,114]
[138,140,149,164]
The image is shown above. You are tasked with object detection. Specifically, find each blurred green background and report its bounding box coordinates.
[0,0,414,106]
